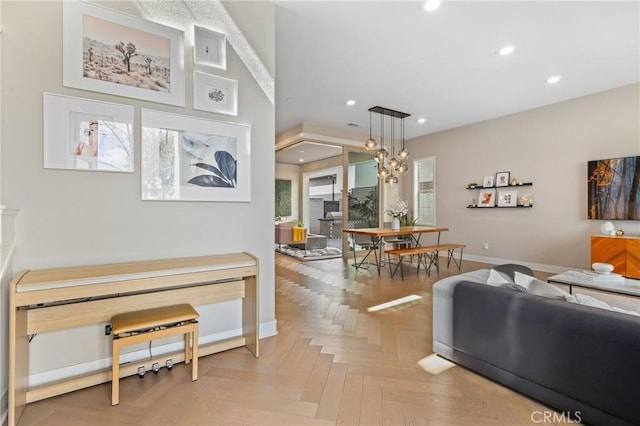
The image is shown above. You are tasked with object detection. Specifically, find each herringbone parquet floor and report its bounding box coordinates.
[17,254,554,426]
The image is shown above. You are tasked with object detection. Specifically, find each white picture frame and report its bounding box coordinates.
[478,188,496,207]
[193,72,238,116]
[141,109,251,202]
[43,93,134,173]
[498,189,518,207]
[63,1,185,106]
[193,25,226,69]
[482,176,494,188]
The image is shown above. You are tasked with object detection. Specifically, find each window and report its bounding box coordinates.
[413,156,436,225]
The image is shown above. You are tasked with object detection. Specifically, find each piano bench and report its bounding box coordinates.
[110,304,199,406]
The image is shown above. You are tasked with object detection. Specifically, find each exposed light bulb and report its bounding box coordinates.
[398,162,409,175]
[388,156,400,169]
[364,138,377,150]
[398,148,409,159]
[378,165,389,178]
[375,148,388,163]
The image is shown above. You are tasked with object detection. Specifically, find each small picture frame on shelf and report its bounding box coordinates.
[482,176,494,187]
[498,189,518,207]
[478,189,496,207]
[495,171,510,187]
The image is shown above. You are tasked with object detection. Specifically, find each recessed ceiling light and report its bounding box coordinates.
[418,118,426,124]
[299,158,304,162]
[499,45,515,56]
[346,99,356,106]
[300,150,304,153]
[423,0,441,11]
[285,98,293,102]
[546,75,562,84]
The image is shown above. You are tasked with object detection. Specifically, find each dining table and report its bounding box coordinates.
[342,225,449,275]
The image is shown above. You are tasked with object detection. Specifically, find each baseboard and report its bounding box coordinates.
[28,320,278,388]
[260,319,278,338]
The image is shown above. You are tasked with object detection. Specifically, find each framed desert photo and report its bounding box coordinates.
[141,109,251,202]
[498,189,518,207]
[495,171,510,187]
[478,188,496,207]
[193,25,226,69]
[482,176,494,188]
[43,93,134,172]
[193,72,238,116]
[63,1,185,106]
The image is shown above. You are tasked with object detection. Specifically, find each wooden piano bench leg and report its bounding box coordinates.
[192,322,199,381]
[110,304,199,406]
[112,338,121,406]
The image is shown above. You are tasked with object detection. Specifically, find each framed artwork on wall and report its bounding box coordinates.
[478,188,496,207]
[43,93,134,172]
[62,1,185,106]
[498,189,518,207]
[495,171,510,187]
[193,71,238,116]
[193,25,226,69]
[482,176,494,188]
[140,109,251,202]
[275,179,292,217]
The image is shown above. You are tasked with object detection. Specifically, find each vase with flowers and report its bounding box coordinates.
[386,199,408,230]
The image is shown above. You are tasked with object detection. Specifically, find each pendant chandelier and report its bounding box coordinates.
[364,106,410,185]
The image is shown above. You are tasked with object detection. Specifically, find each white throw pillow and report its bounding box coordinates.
[575,294,640,317]
[487,268,511,286]
[513,271,574,301]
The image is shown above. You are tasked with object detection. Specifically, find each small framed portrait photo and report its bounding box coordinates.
[482,176,494,188]
[495,171,510,187]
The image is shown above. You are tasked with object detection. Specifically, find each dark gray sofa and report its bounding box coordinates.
[433,265,640,426]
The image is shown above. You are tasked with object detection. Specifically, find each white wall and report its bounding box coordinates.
[404,84,640,271]
[0,0,275,388]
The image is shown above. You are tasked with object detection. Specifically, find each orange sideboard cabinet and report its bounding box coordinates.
[591,235,640,279]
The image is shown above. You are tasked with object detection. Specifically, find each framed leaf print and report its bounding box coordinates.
[141,109,251,202]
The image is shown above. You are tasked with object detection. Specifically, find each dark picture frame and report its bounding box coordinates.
[495,171,510,187]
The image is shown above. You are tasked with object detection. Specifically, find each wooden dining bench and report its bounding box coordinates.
[385,243,466,280]
[110,304,199,405]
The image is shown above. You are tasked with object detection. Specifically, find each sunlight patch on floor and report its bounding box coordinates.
[367,294,422,312]
[417,353,457,375]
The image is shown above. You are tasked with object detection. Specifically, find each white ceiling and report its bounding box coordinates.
[274,0,639,162]
[275,141,343,164]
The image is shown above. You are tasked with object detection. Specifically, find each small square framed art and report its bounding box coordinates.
[498,190,518,207]
[478,188,496,207]
[495,171,510,187]
[193,25,226,69]
[193,72,238,116]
